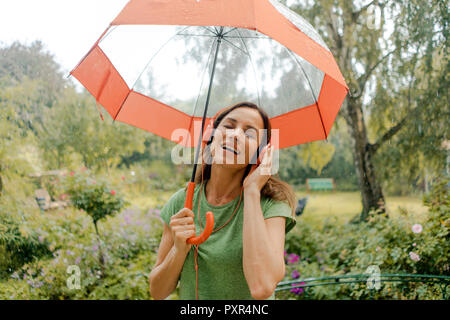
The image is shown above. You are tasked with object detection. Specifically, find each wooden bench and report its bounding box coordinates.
[306,178,335,192]
[34,189,68,211]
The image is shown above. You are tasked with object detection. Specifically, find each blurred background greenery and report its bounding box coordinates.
[0,0,448,299]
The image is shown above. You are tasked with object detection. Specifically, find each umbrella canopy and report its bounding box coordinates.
[70,0,349,247]
[70,0,348,150]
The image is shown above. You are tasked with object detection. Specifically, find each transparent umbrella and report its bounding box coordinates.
[70,0,349,244]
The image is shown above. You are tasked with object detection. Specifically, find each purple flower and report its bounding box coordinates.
[75,257,81,264]
[287,253,300,264]
[66,250,73,256]
[92,244,99,251]
[291,270,300,279]
[290,282,305,295]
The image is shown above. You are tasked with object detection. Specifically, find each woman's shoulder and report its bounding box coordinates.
[169,187,187,204]
[259,195,296,233]
[158,187,187,224]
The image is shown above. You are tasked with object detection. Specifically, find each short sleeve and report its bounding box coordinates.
[262,199,296,234]
[159,187,186,226]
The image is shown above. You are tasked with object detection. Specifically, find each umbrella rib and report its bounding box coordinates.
[285,48,328,140]
[176,34,217,37]
[221,38,248,56]
[202,26,218,36]
[222,27,238,36]
[235,29,262,109]
[224,35,269,39]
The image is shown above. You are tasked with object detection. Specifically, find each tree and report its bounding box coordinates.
[0,41,66,136]
[37,87,147,172]
[283,0,448,221]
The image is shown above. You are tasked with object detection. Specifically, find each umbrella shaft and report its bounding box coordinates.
[191,36,223,182]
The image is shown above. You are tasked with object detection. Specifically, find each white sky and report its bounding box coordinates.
[0,0,129,77]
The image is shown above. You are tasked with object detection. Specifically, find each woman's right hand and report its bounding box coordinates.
[169,208,196,255]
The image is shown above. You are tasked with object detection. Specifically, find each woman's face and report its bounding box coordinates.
[210,107,265,169]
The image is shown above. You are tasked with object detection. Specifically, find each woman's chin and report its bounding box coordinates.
[212,154,248,168]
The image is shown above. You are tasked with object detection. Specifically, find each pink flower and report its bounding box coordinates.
[70,171,75,176]
[290,282,305,295]
[412,243,416,247]
[287,253,300,264]
[291,270,300,279]
[409,251,420,262]
[110,190,116,195]
[121,176,125,181]
[412,224,423,234]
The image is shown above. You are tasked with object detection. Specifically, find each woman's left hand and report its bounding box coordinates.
[243,144,274,193]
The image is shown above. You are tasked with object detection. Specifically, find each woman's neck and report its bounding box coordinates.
[205,165,245,206]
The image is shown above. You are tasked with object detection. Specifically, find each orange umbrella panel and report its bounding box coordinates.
[70,0,348,149]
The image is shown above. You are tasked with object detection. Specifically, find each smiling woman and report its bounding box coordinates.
[149,102,297,300]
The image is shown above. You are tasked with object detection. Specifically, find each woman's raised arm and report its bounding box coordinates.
[149,208,195,300]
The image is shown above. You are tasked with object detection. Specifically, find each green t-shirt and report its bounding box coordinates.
[159,183,296,300]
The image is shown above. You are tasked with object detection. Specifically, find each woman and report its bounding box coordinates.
[149,102,297,300]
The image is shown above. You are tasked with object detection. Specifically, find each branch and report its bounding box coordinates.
[326,9,342,51]
[354,43,409,99]
[367,81,420,156]
[351,0,377,22]
[351,1,389,23]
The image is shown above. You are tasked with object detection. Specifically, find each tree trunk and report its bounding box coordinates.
[0,164,3,197]
[344,98,388,222]
[93,220,106,275]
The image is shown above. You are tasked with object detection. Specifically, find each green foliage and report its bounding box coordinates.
[0,211,52,280]
[36,87,147,172]
[62,170,128,224]
[0,205,162,299]
[281,178,449,299]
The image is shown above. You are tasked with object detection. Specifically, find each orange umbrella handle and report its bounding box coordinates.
[187,211,214,245]
[184,182,215,245]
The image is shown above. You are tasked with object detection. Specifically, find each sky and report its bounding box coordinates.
[0,0,129,77]
[0,0,352,106]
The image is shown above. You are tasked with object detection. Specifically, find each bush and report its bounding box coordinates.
[279,177,449,300]
[0,206,163,299]
[0,212,52,279]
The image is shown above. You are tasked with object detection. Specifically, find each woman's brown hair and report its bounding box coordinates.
[193,101,297,218]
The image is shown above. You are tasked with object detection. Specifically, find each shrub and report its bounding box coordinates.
[280,177,449,300]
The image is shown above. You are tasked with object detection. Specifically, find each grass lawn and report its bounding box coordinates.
[294,190,429,228]
[126,187,429,231]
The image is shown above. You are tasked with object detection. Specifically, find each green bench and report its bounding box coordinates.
[306,178,335,192]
